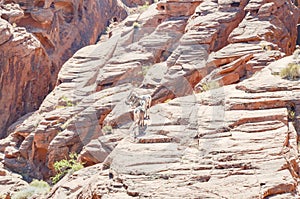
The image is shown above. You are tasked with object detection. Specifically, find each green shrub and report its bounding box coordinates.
[60,96,76,107]
[280,63,300,80]
[139,1,150,12]
[12,180,50,199]
[102,125,113,135]
[133,22,140,29]
[202,81,220,91]
[51,153,84,184]
[142,65,150,76]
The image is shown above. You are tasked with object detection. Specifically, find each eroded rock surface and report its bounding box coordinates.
[0,0,300,198]
[0,0,128,138]
[48,57,300,198]
[0,161,28,198]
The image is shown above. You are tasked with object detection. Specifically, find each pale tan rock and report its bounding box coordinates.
[156,0,202,17]
[1,1,300,198]
[78,139,111,166]
[0,172,28,198]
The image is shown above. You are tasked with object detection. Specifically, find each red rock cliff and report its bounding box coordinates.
[0,0,127,138]
[1,0,300,198]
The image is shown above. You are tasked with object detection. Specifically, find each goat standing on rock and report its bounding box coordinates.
[126,92,152,139]
[125,91,152,120]
[133,100,146,127]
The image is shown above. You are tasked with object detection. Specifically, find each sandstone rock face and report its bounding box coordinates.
[0,0,300,198]
[0,18,52,140]
[48,54,300,198]
[0,161,28,198]
[0,0,128,138]
[123,0,154,7]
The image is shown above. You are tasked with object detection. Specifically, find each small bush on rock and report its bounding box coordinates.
[51,153,84,184]
[280,63,300,80]
[202,81,220,91]
[102,125,113,134]
[133,22,140,29]
[139,1,150,12]
[12,180,50,199]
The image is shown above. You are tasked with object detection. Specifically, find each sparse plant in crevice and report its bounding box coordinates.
[133,21,140,29]
[129,1,152,14]
[56,96,76,108]
[139,1,150,12]
[51,153,84,184]
[202,81,220,91]
[280,63,300,80]
[102,125,113,135]
[12,179,50,199]
[142,65,150,77]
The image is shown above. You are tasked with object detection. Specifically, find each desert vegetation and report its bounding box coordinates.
[280,63,300,80]
[51,153,84,184]
[12,180,50,199]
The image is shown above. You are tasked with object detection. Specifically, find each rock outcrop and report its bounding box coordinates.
[0,0,128,138]
[0,0,300,198]
[0,161,28,198]
[123,0,154,7]
[48,56,300,197]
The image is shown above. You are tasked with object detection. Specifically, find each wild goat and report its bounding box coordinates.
[133,100,146,127]
[125,91,152,119]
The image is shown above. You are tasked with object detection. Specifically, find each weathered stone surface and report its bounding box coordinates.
[0,162,28,198]
[0,21,52,139]
[78,139,110,166]
[0,0,128,138]
[0,3,23,23]
[48,55,300,198]
[0,0,300,198]
[123,0,154,7]
[157,0,202,17]
[194,0,298,89]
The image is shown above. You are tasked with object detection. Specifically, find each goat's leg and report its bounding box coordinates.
[147,98,152,119]
[142,111,145,127]
[144,109,148,120]
[146,108,150,119]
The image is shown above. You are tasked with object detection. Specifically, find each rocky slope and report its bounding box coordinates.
[1,0,300,198]
[48,57,300,198]
[0,0,127,138]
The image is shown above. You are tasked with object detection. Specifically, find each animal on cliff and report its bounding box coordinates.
[125,91,152,119]
[133,100,146,127]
